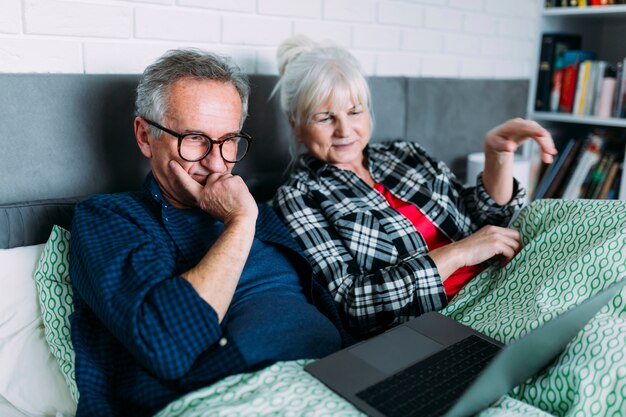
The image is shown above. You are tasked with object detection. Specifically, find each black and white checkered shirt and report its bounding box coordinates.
[273,141,525,337]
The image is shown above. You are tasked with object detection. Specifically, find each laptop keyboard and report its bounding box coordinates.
[355,335,501,417]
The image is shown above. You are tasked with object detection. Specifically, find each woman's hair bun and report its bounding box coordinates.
[276,35,320,76]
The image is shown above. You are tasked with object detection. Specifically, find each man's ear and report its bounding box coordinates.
[134,117,153,158]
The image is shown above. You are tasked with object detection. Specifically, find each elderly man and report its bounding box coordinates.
[69,49,347,416]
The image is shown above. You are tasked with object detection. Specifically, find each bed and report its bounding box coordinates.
[1,73,624,417]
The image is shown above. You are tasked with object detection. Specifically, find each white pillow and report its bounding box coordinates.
[0,244,76,417]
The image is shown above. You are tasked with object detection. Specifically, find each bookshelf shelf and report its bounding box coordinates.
[543,5,626,18]
[530,112,626,128]
[527,2,626,201]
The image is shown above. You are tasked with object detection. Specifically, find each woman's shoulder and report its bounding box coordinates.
[274,164,314,201]
[369,140,434,161]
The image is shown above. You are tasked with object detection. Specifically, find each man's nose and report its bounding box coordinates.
[200,144,227,171]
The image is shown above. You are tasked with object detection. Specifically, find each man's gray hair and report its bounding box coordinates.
[135,48,250,133]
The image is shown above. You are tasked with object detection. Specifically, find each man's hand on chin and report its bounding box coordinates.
[168,160,257,224]
[166,160,204,209]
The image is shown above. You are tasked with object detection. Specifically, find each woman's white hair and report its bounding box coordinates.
[273,35,373,137]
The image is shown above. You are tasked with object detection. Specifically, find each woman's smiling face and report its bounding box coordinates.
[294,93,371,173]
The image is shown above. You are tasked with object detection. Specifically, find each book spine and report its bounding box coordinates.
[562,152,600,198]
[594,154,615,198]
[591,62,608,116]
[599,161,620,199]
[562,136,604,199]
[560,59,580,113]
[550,68,564,112]
[612,61,624,117]
[584,154,611,198]
[619,58,626,118]
[595,76,616,118]
[573,60,592,116]
[617,140,626,200]
[535,35,556,111]
[585,61,602,116]
[618,168,626,200]
[543,139,578,198]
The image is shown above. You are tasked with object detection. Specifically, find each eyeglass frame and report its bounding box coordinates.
[142,118,253,163]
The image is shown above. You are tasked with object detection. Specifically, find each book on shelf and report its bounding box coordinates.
[613,57,626,118]
[586,60,607,116]
[532,139,577,199]
[535,33,582,112]
[611,58,626,117]
[595,64,617,118]
[617,161,626,200]
[572,60,593,115]
[581,153,615,198]
[598,160,620,199]
[526,141,545,199]
[532,154,562,200]
[559,50,596,114]
[616,139,626,199]
[549,0,624,6]
[561,132,605,199]
[544,139,584,198]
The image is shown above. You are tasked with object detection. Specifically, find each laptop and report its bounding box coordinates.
[306,279,625,417]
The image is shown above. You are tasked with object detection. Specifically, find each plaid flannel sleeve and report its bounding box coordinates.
[421,148,525,229]
[274,185,447,338]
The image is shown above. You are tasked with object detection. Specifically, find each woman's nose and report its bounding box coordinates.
[334,116,350,137]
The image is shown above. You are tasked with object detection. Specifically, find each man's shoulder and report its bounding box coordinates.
[76,191,145,211]
[73,191,154,226]
[255,203,305,254]
[256,203,287,234]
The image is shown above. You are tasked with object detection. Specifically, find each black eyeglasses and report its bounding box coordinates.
[143,118,252,163]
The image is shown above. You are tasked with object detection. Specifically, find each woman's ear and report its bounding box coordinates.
[134,117,153,158]
[288,116,303,143]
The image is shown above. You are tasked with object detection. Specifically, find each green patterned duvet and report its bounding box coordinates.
[156,199,626,417]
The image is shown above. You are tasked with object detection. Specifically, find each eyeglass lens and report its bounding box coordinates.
[180,135,249,162]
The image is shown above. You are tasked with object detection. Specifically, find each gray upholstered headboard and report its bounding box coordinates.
[0,73,527,248]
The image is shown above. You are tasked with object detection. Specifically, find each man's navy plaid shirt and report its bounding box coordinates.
[69,173,349,417]
[273,141,525,338]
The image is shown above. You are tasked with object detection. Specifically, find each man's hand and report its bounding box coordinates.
[168,160,258,225]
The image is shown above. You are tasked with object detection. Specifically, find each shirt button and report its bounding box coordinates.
[219,337,228,347]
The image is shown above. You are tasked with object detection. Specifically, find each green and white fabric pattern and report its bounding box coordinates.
[33,225,79,404]
[442,199,626,417]
[156,199,626,417]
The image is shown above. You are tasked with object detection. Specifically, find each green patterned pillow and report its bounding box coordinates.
[34,225,79,404]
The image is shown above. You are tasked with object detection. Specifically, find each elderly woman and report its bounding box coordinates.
[272,36,557,338]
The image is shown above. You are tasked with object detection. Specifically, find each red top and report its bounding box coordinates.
[374,183,484,300]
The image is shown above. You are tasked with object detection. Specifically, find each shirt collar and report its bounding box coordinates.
[298,145,372,176]
[143,172,166,204]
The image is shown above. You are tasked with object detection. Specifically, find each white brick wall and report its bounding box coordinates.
[0,0,542,78]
